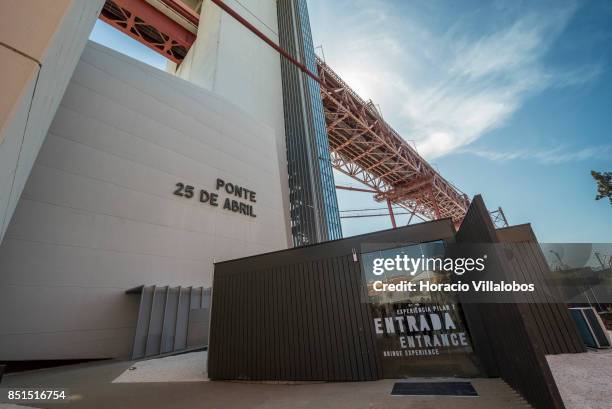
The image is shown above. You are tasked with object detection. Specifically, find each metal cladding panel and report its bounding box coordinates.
[208,219,456,381]
[130,285,210,359]
[210,255,379,381]
[174,287,193,351]
[187,309,209,348]
[131,285,155,359]
[145,286,167,357]
[496,225,585,355]
[277,0,342,246]
[455,195,567,409]
[161,286,180,354]
[189,287,203,310]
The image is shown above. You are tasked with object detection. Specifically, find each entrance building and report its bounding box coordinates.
[208,195,585,409]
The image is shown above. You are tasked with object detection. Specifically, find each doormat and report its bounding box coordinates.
[391,382,478,396]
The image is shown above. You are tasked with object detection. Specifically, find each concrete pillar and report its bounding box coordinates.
[0,0,104,242]
[171,0,292,247]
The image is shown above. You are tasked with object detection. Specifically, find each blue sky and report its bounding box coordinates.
[89,0,612,242]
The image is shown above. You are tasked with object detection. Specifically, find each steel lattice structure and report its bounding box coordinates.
[99,0,471,226]
[99,0,196,63]
[316,57,470,225]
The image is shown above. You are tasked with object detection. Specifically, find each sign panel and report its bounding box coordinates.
[370,301,479,377]
[173,178,257,217]
[361,241,482,377]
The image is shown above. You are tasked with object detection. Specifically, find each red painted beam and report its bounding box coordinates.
[160,0,200,26]
[100,0,196,63]
[386,198,397,228]
[335,185,378,194]
[210,0,325,86]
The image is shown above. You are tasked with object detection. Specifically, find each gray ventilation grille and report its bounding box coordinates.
[128,285,211,359]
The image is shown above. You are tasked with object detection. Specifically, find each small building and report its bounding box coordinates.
[209,195,585,409]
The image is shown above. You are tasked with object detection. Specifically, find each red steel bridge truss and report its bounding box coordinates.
[99,0,198,64]
[316,58,469,226]
[98,0,474,227]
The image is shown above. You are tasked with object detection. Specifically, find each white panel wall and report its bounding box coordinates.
[0,42,289,360]
[0,0,105,242]
[173,0,291,245]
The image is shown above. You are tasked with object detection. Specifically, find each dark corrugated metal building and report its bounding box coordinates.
[208,195,585,409]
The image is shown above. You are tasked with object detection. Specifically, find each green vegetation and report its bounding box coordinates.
[591,170,612,205]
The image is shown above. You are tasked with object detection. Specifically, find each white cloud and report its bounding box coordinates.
[460,145,612,164]
[308,0,601,159]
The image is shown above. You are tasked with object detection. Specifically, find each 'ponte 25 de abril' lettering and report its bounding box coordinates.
[173,178,257,217]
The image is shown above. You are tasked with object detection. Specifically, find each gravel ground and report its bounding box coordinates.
[112,351,208,383]
[547,345,612,409]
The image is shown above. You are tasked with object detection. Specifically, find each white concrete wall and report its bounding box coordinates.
[172,0,292,245]
[0,0,105,243]
[0,42,289,360]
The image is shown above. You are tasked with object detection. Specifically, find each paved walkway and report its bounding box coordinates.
[547,348,612,409]
[112,352,207,383]
[1,355,532,409]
